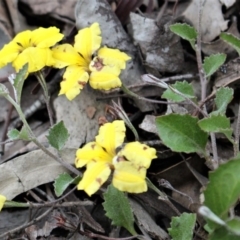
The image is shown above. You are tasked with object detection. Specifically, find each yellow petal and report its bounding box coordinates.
[75,142,112,168]
[12,30,32,48]
[113,161,147,193]
[30,27,64,48]
[0,41,22,68]
[13,47,55,73]
[0,195,6,211]
[89,57,121,76]
[52,44,88,68]
[95,120,125,157]
[89,71,122,90]
[59,65,89,100]
[117,142,157,169]
[74,22,101,62]
[77,162,111,196]
[97,46,131,70]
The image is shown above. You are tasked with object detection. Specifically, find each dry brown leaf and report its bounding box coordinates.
[181,0,228,42]
[0,148,76,199]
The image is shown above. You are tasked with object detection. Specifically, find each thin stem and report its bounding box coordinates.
[146,178,180,215]
[35,71,54,126]
[5,95,81,176]
[0,207,54,238]
[32,139,81,176]
[4,200,92,208]
[234,101,240,155]
[121,83,171,105]
[195,0,218,166]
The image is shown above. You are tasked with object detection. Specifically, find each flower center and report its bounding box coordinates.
[91,57,104,71]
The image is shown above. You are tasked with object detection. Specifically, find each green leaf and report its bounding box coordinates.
[213,87,233,115]
[19,125,31,140]
[7,129,20,140]
[13,63,28,104]
[155,114,208,154]
[103,184,136,235]
[198,114,233,142]
[220,33,240,56]
[226,218,240,236]
[204,154,240,230]
[162,80,196,102]
[209,226,240,240]
[168,213,196,240]
[0,83,9,97]
[47,121,69,150]
[170,23,197,49]
[54,173,79,197]
[7,125,31,141]
[203,54,226,77]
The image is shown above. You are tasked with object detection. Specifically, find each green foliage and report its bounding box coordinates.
[203,54,226,77]
[162,80,195,102]
[198,114,233,142]
[0,83,9,97]
[12,63,28,104]
[204,154,240,230]
[170,23,197,49]
[220,33,240,56]
[54,173,79,197]
[213,87,233,115]
[209,226,240,240]
[7,125,31,141]
[103,184,136,235]
[47,121,69,150]
[168,213,196,240]
[155,114,208,154]
[226,218,240,236]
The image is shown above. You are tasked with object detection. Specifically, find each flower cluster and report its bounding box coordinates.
[52,23,131,100]
[0,27,63,74]
[75,120,157,196]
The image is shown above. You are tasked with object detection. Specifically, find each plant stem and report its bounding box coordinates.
[5,95,80,176]
[234,101,240,155]
[35,71,54,126]
[121,83,172,105]
[146,178,180,215]
[195,0,219,166]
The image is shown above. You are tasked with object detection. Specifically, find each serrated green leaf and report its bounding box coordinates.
[54,173,79,197]
[198,114,233,142]
[0,83,9,97]
[103,184,136,235]
[7,129,20,140]
[155,114,208,154]
[213,87,233,115]
[203,54,226,77]
[168,213,196,240]
[220,33,240,56]
[162,80,196,102]
[204,154,240,230]
[13,63,28,104]
[47,121,69,150]
[209,226,240,240]
[170,23,197,50]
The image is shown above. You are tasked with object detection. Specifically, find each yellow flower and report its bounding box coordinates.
[75,120,157,196]
[52,23,131,101]
[0,27,63,73]
[0,195,6,211]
